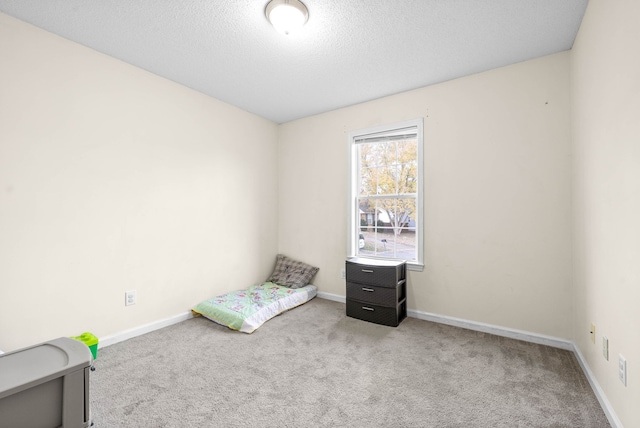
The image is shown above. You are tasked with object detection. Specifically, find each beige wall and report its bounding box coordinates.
[0,13,279,351]
[571,1,640,426]
[279,52,573,339]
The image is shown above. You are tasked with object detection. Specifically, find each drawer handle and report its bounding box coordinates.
[362,306,375,311]
[362,287,375,292]
[361,269,374,273]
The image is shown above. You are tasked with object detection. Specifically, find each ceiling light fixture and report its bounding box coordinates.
[265,0,309,35]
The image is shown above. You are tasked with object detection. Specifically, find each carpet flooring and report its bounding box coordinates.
[91,298,610,427]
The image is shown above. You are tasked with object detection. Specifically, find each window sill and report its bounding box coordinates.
[407,262,424,272]
[348,255,424,272]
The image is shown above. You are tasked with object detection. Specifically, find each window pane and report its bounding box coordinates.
[357,197,416,261]
[396,140,417,194]
[358,139,417,197]
[359,165,376,196]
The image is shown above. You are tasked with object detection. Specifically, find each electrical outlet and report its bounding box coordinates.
[125,290,137,306]
[619,354,627,386]
[602,336,608,360]
[590,323,596,344]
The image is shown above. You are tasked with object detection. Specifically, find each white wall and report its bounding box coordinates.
[279,52,573,339]
[0,13,279,351]
[571,1,640,426]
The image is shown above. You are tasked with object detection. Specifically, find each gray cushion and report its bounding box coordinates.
[267,254,319,288]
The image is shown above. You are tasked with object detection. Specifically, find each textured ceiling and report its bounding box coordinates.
[0,0,588,123]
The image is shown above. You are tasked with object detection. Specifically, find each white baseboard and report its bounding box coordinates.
[317,291,345,303]
[407,308,574,350]
[318,292,570,347]
[317,294,620,427]
[95,294,620,428]
[97,294,347,348]
[99,311,193,349]
[572,344,622,428]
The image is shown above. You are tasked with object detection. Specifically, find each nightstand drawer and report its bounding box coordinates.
[346,258,405,287]
[346,281,405,306]
[346,299,406,327]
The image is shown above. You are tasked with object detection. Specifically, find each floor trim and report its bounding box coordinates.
[97,293,621,427]
[571,344,622,428]
[407,308,574,350]
[320,291,571,348]
[317,291,620,427]
[99,311,193,349]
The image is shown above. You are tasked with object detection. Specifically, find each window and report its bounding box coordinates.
[348,119,423,270]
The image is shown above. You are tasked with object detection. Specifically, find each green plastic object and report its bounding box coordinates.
[71,332,98,360]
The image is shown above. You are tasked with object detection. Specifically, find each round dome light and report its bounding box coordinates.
[265,0,309,35]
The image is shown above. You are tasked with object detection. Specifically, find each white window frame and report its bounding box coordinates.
[347,118,424,271]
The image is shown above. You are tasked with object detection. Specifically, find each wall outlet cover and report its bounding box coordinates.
[125,290,137,306]
[619,354,627,386]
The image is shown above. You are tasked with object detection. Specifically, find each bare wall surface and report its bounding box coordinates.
[0,13,279,351]
[278,52,572,339]
[571,1,640,426]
